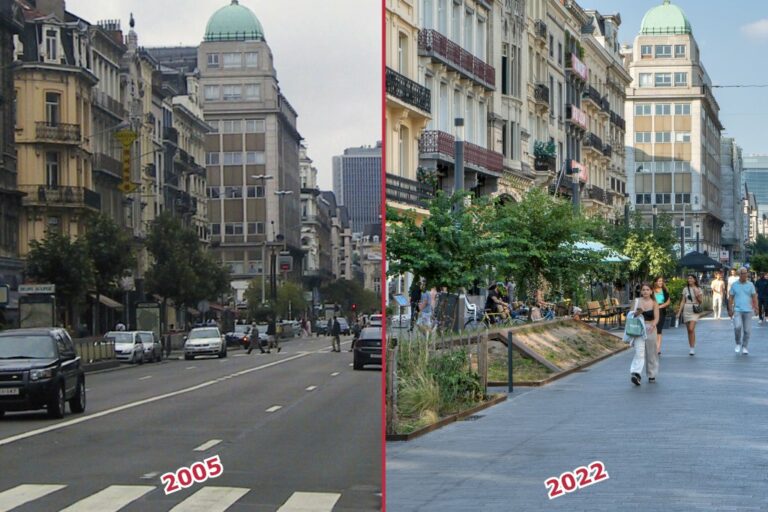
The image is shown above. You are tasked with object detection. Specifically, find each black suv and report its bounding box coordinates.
[353,327,382,370]
[0,328,86,418]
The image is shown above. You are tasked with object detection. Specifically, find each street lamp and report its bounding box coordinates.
[652,204,658,232]
[454,118,464,195]
[680,218,685,259]
[251,175,274,304]
[272,190,294,303]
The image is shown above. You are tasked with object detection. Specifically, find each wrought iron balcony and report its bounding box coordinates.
[92,90,127,119]
[19,185,101,211]
[610,110,626,131]
[587,186,613,205]
[566,105,588,131]
[566,53,589,82]
[583,132,604,153]
[386,67,431,113]
[600,97,611,113]
[92,152,122,179]
[602,144,613,158]
[534,83,550,107]
[534,19,547,40]
[35,122,80,144]
[418,29,495,90]
[583,85,602,107]
[386,173,434,209]
[419,130,504,174]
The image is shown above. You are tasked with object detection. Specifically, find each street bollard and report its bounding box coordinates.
[507,331,513,393]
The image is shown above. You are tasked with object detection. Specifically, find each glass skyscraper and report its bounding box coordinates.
[333,142,382,234]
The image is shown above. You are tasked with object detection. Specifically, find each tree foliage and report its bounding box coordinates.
[83,213,135,296]
[747,234,768,256]
[319,279,381,314]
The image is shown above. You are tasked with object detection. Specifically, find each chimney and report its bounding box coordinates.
[31,0,65,20]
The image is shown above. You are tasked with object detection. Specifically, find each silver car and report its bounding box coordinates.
[106,331,144,364]
[138,331,162,363]
[184,327,226,360]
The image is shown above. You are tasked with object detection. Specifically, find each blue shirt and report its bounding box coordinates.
[730,281,756,313]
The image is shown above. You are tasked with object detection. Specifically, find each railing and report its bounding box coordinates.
[610,110,626,131]
[92,90,127,119]
[583,132,603,152]
[534,19,547,40]
[566,53,589,82]
[19,185,101,210]
[600,97,611,113]
[418,29,495,89]
[386,67,432,113]
[419,130,504,174]
[602,144,613,158]
[583,85,602,107]
[74,339,115,362]
[92,152,122,178]
[386,173,434,209]
[566,105,588,130]
[587,186,612,205]
[35,122,80,143]
[534,83,550,106]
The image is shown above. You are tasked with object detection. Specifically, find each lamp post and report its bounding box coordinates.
[252,174,274,304]
[652,204,658,232]
[680,218,685,260]
[454,118,464,194]
[273,190,293,303]
[696,223,700,253]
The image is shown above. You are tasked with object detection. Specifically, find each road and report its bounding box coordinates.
[0,335,381,511]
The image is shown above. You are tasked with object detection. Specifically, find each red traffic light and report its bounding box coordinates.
[351,304,357,311]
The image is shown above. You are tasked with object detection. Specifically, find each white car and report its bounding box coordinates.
[106,331,144,364]
[138,331,162,363]
[184,327,226,360]
[368,314,383,327]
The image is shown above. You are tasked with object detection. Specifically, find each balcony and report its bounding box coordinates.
[419,130,504,175]
[602,144,613,159]
[418,29,495,90]
[92,89,127,119]
[385,67,431,114]
[582,132,604,155]
[600,97,611,114]
[566,105,588,131]
[534,83,550,108]
[534,19,547,41]
[92,152,122,180]
[610,110,626,131]
[19,185,101,211]
[582,85,602,108]
[386,173,434,209]
[586,186,613,206]
[565,53,588,82]
[163,126,178,145]
[174,190,197,215]
[35,122,80,144]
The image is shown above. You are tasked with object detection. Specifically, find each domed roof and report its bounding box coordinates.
[204,0,264,42]
[640,0,692,35]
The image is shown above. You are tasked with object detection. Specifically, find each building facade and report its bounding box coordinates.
[720,137,745,263]
[332,142,382,234]
[624,0,723,256]
[742,155,768,242]
[299,144,333,292]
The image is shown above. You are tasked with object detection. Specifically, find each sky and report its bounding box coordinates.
[66,0,381,190]
[585,0,768,157]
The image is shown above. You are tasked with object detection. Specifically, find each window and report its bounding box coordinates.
[206,186,221,198]
[674,44,686,58]
[635,194,652,204]
[641,45,652,57]
[224,223,244,235]
[655,131,671,143]
[639,73,652,88]
[222,120,242,133]
[635,132,651,143]
[674,160,691,172]
[675,132,691,142]
[674,72,688,87]
[205,152,220,165]
[655,193,672,204]
[246,186,265,198]
[635,103,651,116]
[222,152,243,165]
[675,193,691,204]
[45,29,57,61]
[224,186,243,198]
[244,84,260,100]
[655,73,672,87]
[247,222,265,235]
[245,52,258,68]
[222,53,241,68]
[203,85,219,101]
[549,35,554,57]
[558,43,562,65]
[211,223,221,235]
[45,92,60,125]
[245,119,265,133]
[245,151,265,164]
[655,45,671,58]
[45,151,59,187]
[655,103,671,115]
[207,53,219,68]
[674,103,691,115]
[208,120,219,133]
[222,85,241,101]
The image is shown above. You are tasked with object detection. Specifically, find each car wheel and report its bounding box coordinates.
[48,384,65,418]
[69,378,86,413]
[219,346,227,358]
[353,355,363,370]
[138,353,144,365]
[0,409,5,418]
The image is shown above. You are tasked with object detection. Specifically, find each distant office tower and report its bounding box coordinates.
[333,142,382,234]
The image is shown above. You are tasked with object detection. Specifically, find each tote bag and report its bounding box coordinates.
[626,299,645,337]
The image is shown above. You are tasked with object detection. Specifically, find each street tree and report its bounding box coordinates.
[747,234,768,256]
[319,279,380,313]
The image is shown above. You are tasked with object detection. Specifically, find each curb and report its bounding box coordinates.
[387,394,508,442]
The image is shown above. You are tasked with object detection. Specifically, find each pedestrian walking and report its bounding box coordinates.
[326,317,333,337]
[626,283,659,385]
[266,316,280,353]
[729,267,758,355]
[754,272,768,323]
[416,284,434,339]
[409,279,422,332]
[653,276,671,355]
[711,271,725,320]
[331,315,341,352]
[247,322,265,354]
[676,274,703,356]
[726,269,739,299]
[349,319,362,352]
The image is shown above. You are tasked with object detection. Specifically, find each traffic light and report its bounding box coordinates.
[351,304,357,312]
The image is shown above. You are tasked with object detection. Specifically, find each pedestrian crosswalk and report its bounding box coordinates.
[0,484,350,511]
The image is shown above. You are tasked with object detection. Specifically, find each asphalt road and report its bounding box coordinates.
[0,335,381,511]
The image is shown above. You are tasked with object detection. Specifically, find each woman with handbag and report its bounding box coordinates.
[626,283,659,386]
[676,274,703,356]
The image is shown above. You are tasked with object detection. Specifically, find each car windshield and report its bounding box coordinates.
[106,332,134,343]
[234,325,249,333]
[0,335,56,359]
[190,328,219,339]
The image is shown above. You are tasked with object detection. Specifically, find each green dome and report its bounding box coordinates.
[640,0,692,35]
[204,0,264,42]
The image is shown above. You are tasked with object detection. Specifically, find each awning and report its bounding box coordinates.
[89,294,124,310]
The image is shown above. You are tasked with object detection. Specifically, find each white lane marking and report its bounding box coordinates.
[0,353,310,447]
[305,386,317,391]
[331,372,340,377]
[169,487,249,512]
[59,485,154,511]
[138,375,152,380]
[277,492,341,511]
[0,484,66,510]
[348,363,353,367]
[185,366,197,370]
[234,353,249,357]
[140,472,159,479]
[266,405,282,413]
[193,439,222,451]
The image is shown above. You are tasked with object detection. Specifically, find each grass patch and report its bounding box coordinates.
[488,349,553,383]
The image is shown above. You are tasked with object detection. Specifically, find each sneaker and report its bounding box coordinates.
[743,347,749,355]
[735,344,742,354]
[649,377,656,383]
[689,348,695,356]
[277,347,282,353]
[631,373,641,386]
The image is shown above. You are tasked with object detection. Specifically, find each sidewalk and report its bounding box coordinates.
[386,316,768,511]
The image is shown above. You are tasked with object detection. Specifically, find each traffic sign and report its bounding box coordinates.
[117,181,137,193]
[18,284,56,294]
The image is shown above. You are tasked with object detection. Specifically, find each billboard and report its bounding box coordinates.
[136,302,161,338]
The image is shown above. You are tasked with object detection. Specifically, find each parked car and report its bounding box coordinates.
[337,317,351,335]
[278,321,296,339]
[368,314,383,327]
[137,331,162,363]
[353,327,382,370]
[184,327,226,360]
[106,331,144,364]
[0,328,86,418]
[315,319,331,336]
[225,324,251,348]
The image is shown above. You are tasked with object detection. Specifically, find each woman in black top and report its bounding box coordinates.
[653,276,671,356]
[630,283,659,386]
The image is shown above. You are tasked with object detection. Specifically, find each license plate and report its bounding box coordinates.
[0,388,20,396]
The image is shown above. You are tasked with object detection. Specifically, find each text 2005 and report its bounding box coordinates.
[161,455,224,495]
[544,461,609,499]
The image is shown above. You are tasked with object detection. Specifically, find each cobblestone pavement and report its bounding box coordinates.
[386,316,768,511]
